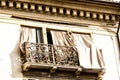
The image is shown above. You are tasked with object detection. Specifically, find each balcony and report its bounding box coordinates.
[22,42,105,79]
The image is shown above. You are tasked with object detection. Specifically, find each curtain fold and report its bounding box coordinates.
[20,27,37,63]
[50,30,105,69]
[20,27,36,52]
[73,34,91,68]
[50,31,78,65]
[51,31,70,46]
[73,34,105,68]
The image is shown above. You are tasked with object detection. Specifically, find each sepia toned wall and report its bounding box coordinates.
[0,22,23,80]
[0,15,119,80]
[93,34,120,80]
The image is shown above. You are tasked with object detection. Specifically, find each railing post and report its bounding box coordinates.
[25,42,29,62]
[52,45,55,64]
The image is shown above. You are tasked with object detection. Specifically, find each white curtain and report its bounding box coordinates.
[51,31,70,46]
[73,34,105,68]
[51,30,105,69]
[73,34,91,68]
[20,27,36,52]
[20,27,36,44]
[51,30,77,65]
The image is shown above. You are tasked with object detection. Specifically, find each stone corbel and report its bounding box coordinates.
[75,68,82,79]
[1,0,6,7]
[86,12,90,18]
[30,4,35,10]
[97,69,105,80]
[66,9,71,15]
[105,14,110,20]
[50,66,57,73]
[79,11,84,17]
[38,5,42,11]
[59,8,64,14]
[52,7,57,13]
[98,13,104,20]
[92,13,97,19]
[73,10,77,16]
[111,15,116,21]
[9,1,14,8]
[45,6,50,12]
[23,2,28,10]
[16,2,21,9]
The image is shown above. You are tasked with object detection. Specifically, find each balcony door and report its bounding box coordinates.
[48,30,105,69]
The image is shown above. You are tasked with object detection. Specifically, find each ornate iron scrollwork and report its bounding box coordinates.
[23,42,79,66]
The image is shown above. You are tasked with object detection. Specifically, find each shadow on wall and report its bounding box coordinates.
[10,32,23,78]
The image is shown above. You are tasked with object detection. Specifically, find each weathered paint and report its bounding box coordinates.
[0,17,119,80]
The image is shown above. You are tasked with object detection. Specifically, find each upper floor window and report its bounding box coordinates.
[20,26,105,70]
[20,27,42,44]
[46,30,105,68]
[21,27,104,68]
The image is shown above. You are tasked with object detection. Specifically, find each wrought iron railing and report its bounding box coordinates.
[22,42,105,79]
[22,42,79,66]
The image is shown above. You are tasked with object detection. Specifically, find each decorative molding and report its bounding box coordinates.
[0,0,119,22]
[97,69,106,80]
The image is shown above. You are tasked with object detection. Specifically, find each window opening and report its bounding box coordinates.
[36,28,43,43]
[47,30,53,44]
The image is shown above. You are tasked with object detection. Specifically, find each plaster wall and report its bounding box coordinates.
[0,20,119,80]
[93,34,120,80]
[0,22,23,80]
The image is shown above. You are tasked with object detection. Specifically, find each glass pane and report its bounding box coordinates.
[36,29,42,43]
[47,31,53,44]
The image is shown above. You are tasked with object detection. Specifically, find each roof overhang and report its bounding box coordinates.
[0,0,119,26]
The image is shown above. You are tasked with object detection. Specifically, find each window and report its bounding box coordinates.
[46,30,105,68]
[47,30,53,44]
[20,27,43,44]
[20,27,105,68]
[36,28,43,43]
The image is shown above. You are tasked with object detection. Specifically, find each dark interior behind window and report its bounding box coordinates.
[47,31,53,44]
[36,28,43,43]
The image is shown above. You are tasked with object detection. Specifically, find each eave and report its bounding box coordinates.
[14,0,120,14]
[0,0,119,26]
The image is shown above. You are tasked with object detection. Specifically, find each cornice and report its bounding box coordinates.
[0,0,119,23]
[13,0,120,14]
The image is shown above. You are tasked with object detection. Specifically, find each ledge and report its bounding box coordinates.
[22,62,105,80]
[21,42,105,80]
[22,62,81,72]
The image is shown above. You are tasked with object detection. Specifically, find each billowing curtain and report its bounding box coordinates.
[51,30,105,69]
[20,27,36,44]
[20,27,36,62]
[20,27,36,51]
[73,34,91,68]
[73,34,105,68]
[51,31,70,46]
[51,31,78,65]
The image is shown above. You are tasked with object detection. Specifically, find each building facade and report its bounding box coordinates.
[0,0,120,80]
